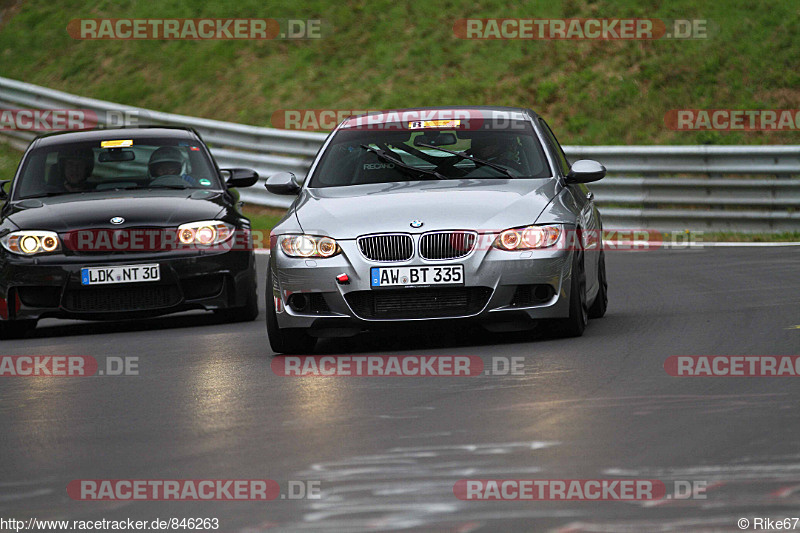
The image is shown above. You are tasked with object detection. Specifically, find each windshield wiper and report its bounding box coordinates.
[360,145,447,180]
[415,142,515,178]
[22,191,88,199]
[22,192,67,199]
[111,184,189,190]
[22,183,189,198]
[147,184,189,190]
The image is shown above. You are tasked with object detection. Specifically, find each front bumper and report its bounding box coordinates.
[0,248,256,322]
[270,235,575,336]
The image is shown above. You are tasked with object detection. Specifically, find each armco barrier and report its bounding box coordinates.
[1,76,798,231]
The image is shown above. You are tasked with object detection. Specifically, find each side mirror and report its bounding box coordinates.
[221,168,259,188]
[566,160,606,184]
[0,180,10,200]
[265,172,302,195]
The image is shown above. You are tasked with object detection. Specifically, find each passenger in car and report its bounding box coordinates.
[468,136,518,167]
[58,148,95,192]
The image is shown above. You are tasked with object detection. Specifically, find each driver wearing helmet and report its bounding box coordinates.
[148,146,197,186]
[469,136,517,166]
[58,148,95,192]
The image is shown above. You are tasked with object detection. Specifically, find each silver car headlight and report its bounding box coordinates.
[177,221,235,246]
[279,235,340,258]
[493,224,561,251]
[1,230,62,255]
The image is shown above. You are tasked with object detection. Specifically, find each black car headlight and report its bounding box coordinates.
[177,221,235,246]
[1,230,62,255]
[279,235,340,258]
[493,225,561,251]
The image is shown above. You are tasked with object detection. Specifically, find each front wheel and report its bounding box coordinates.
[548,248,588,338]
[265,271,316,354]
[588,251,608,319]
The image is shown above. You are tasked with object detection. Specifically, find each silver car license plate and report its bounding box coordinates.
[370,265,464,288]
[81,264,160,285]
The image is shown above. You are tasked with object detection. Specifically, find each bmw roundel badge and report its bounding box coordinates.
[410,220,424,228]
[110,217,125,225]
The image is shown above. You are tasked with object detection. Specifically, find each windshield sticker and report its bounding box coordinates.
[198,178,211,186]
[409,120,461,129]
[100,139,133,148]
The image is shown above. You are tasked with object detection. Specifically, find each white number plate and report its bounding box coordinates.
[81,264,160,285]
[370,265,464,288]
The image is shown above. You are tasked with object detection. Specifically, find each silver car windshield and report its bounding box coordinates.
[309,121,551,187]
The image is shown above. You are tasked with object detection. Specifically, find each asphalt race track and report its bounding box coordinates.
[1,247,799,532]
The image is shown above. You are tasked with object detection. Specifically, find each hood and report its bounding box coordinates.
[294,179,559,239]
[4,190,227,232]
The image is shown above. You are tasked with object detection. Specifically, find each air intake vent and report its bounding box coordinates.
[63,285,181,313]
[344,287,492,319]
[510,284,555,307]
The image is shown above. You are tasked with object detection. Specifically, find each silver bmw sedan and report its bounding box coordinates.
[265,107,608,353]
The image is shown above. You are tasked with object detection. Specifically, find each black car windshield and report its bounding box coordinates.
[14,137,221,200]
[308,119,551,188]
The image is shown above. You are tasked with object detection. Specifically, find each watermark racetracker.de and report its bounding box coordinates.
[272,355,526,377]
[67,18,326,40]
[666,109,800,131]
[67,479,321,500]
[453,18,711,40]
[55,228,704,254]
[665,356,800,377]
[0,109,151,131]
[0,356,138,377]
[454,479,711,500]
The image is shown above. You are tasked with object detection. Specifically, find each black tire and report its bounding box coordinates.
[549,247,588,338]
[0,320,37,340]
[265,271,316,354]
[588,251,608,319]
[215,287,259,323]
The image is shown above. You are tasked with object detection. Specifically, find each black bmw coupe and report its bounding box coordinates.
[0,127,260,338]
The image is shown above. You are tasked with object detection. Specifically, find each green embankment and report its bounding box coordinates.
[1,0,798,238]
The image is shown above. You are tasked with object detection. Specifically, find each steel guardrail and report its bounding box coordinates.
[1,76,798,231]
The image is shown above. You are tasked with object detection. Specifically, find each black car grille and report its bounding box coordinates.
[358,234,414,262]
[419,231,477,260]
[345,287,492,319]
[62,285,181,313]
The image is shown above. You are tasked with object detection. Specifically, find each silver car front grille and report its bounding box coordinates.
[419,231,478,260]
[357,234,414,262]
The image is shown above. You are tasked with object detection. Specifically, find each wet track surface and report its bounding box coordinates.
[2,247,799,532]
